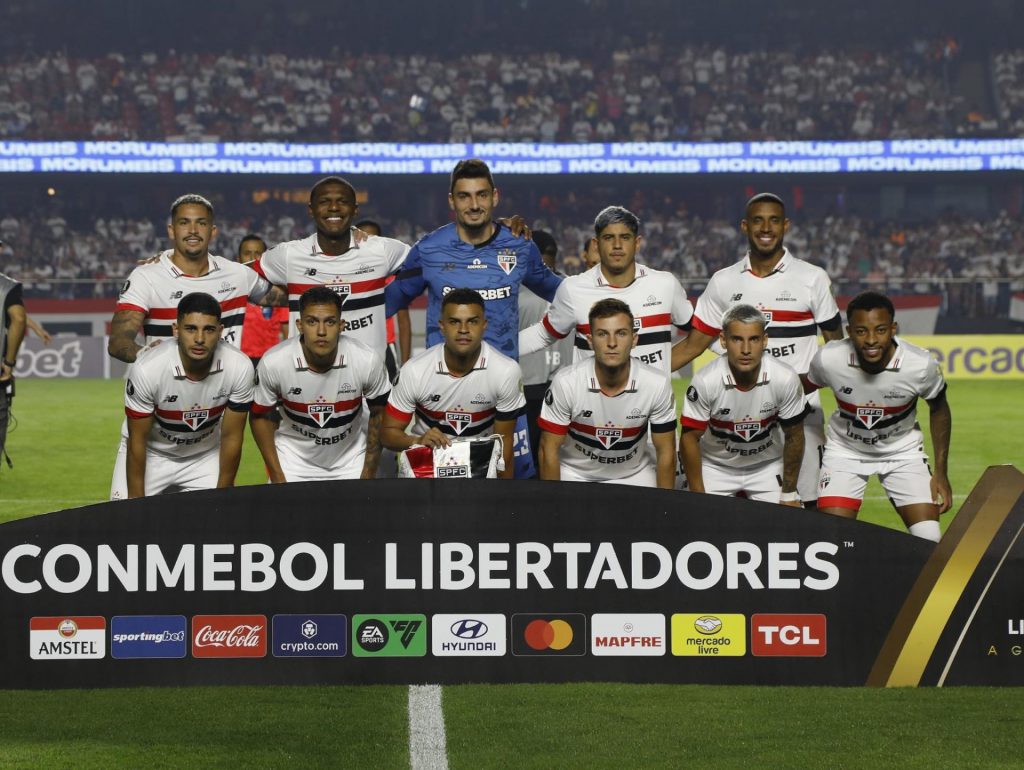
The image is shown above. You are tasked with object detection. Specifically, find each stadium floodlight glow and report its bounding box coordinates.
[2,139,1024,174]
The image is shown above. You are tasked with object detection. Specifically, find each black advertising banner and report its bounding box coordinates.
[0,469,1020,689]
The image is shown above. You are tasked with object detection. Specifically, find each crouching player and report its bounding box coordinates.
[538,299,677,488]
[250,286,391,482]
[679,304,807,505]
[380,288,524,479]
[124,292,254,497]
[805,291,952,541]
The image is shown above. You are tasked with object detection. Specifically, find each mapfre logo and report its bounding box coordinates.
[591,613,666,657]
[192,615,267,658]
[751,614,827,657]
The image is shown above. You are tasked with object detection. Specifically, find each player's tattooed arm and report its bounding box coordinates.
[257,285,289,308]
[361,404,385,479]
[780,422,806,507]
[678,428,705,493]
[928,391,953,514]
[108,310,146,363]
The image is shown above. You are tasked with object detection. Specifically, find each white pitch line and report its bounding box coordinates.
[408,684,449,770]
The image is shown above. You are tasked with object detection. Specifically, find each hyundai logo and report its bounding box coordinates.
[451,619,488,639]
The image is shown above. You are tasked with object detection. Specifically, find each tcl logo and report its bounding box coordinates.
[192,615,267,658]
[750,614,826,657]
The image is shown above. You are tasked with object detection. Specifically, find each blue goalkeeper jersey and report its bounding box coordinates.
[385,222,562,359]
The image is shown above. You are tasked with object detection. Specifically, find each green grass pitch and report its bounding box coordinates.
[0,377,1022,767]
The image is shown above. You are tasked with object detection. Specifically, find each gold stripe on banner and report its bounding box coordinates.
[866,465,1024,687]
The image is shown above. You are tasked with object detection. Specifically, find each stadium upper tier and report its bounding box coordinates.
[0,39,1011,144]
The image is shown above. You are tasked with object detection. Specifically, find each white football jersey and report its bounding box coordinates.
[680,354,807,468]
[692,249,839,374]
[538,358,676,482]
[386,341,525,438]
[124,339,254,459]
[537,263,692,373]
[116,251,270,348]
[253,231,409,353]
[806,337,946,460]
[253,335,391,474]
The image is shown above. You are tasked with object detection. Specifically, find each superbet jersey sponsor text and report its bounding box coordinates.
[31,616,106,660]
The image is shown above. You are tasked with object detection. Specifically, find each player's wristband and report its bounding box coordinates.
[779,491,801,503]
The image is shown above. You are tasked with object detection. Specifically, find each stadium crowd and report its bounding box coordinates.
[0,38,980,143]
[2,202,1020,319]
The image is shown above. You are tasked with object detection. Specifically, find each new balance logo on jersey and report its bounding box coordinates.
[183,410,210,430]
[730,293,743,301]
[288,387,303,395]
[163,395,178,403]
[596,427,623,449]
[496,249,517,275]
[856,407,885,429]
[445,411,472,434]
[840,387,853,394]
[427,394,441,402]
[305,268,318,276]
[169,291,183,300]
[581,410,592,418]
[308,404,335,427]
[734,421,761,441]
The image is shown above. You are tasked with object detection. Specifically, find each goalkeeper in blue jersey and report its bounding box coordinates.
[385,158,563,476]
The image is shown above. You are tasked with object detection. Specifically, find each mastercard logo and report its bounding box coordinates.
[523,619,574,651]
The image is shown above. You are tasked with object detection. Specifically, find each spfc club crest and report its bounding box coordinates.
[445,411,472,435]
[856,406,885,429]
[734,420,761,441]
[308,403,335,427]
[761,310,773,324]
[183,409,209,430]
[496,249,517,275]
[596,427,622,449]
[327,282,351,304]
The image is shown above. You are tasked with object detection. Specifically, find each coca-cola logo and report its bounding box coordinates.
[191,615,267,658]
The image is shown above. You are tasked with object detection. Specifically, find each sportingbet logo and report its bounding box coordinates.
[111,615,187,659]
[30,616,105,660]
[192,615,267,658]
[183,409,210,431]
[352,614,426,657]
[596,427,623,449]
[751,614,827,657]
[431,614,506,656]
[591,613,665,657]
[856,406,885,429]
[445,411,472,435]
